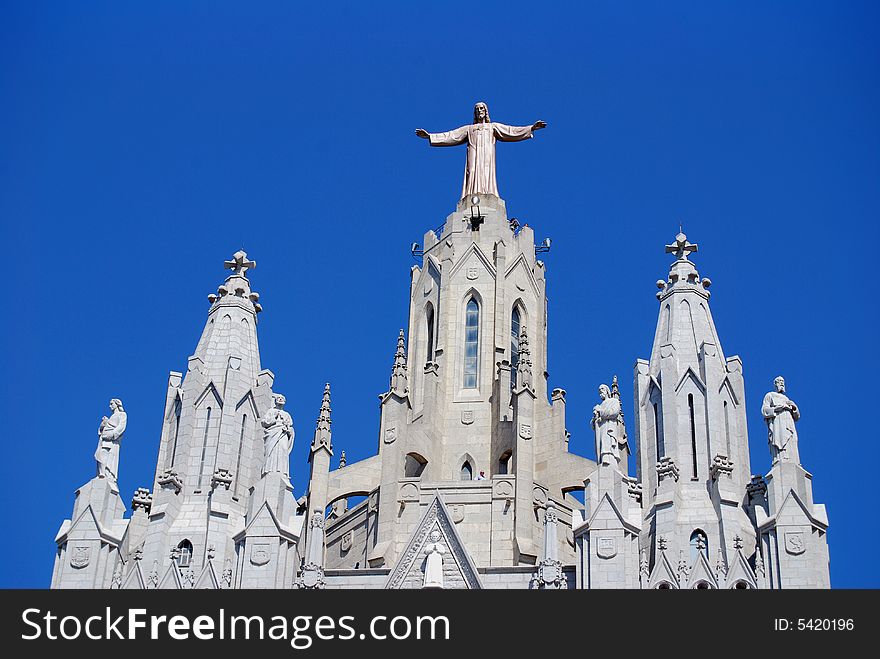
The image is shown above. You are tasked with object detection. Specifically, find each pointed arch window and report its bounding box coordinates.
[463,297,479,388]
[460,460,473,481]
[426,304,435,365]
[498,450,512,475]
[688,394,698,480]
[510,307,521,390]
[689,529,708,564]
[404,453,427,478]
[177,540,193,568]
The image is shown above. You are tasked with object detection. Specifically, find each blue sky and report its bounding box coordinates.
[1,1,877,588]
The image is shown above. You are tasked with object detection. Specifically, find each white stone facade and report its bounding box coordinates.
[51,199,830,590]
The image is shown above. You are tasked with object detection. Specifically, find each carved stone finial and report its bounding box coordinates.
[312,383,333,453]
[131,487,153,513]
[516,325,533,390]
[339,450,346,468]
[658,536,668,552]
[640,549,650,577]
[207,544,216,560]
[716,548,727,578]
[755,550,766,577]
[389,329,409,396]
[734,535,744,551]
[224,250,256,277]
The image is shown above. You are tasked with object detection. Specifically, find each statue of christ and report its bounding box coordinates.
[416,102,546,199]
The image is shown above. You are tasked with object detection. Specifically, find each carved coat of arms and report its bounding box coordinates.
[784,531,806,556]
[70,545,91,569]
[250,543,271,566]
[597,537,618,559]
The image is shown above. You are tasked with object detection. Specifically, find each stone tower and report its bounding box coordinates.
[634,232,758,588]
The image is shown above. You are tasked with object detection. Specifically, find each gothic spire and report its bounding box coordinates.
[312,383,332,453]
[389,329,408,396]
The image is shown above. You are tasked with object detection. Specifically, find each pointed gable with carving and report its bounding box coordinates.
[385,495,482,589]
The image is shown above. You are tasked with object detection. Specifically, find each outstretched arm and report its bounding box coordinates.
[415,125,469,146]
[494,120,546,142]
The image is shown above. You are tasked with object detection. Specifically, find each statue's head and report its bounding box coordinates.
[774,376,785,393]
[274,393,287,408]
[109,398,123,411]
[598,384,611,400]
[429,530,442,543]
[473,102,490,124]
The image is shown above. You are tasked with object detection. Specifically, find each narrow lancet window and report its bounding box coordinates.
[463,298,479,388]
[460,460,473,481]
[723,400,731,456]
[234,414,247,498]
[169,396,182,468]
[688,394,698,479]
[653,401,665,459]
[426,305,435,364]
[198,407,212,488]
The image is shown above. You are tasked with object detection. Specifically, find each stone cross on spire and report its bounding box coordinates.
[665,232,698,261]
[224,250,256,277]
[389,329,408,396]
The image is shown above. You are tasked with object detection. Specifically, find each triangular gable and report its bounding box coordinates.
[235,390,259,417]
[385,494,482,590]
[576,493,639,536]
[504,252,541,298]
[448,243,496,281]
[686,550,719,589]
[416,256,442,294]
[647,550,680,589]
[675,366,706,394]
[158,564,183,589]
[234,501,299,543]
[717,376,740,406]
[195,382,224,410]
[724,549,758,589]
[639,374,663,407]
[121,561,145,590]
[194,561,220,589]
[761,489,827,531]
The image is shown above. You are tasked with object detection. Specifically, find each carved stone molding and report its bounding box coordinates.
[157,469,183,494]
[709,455,734,481]
[657,456,680,483]
[131,487,153,513]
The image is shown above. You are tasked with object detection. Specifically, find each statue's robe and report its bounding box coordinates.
[428,121,534,198]
[762,391,800,464]
[423,541,446,589]
[95,410,127,482]
[592,397,623,466]
[261,408,294,478]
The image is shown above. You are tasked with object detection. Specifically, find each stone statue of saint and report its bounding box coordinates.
[95,398,127,484]
[762,376,800,465]
[591,384,627,467]
[423,529,446,589]
[416,102,546,199]
[260,393,294,479]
